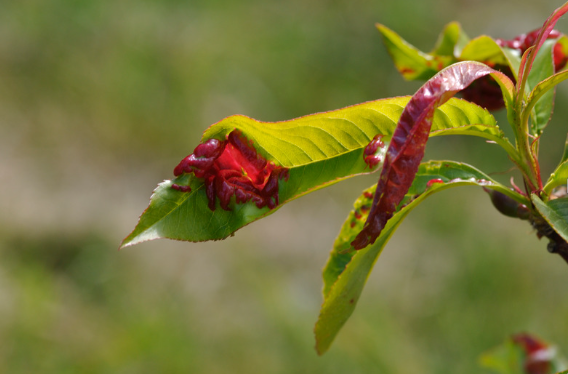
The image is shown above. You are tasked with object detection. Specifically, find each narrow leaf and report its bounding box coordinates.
[315,160,525,354]
[377,24,454,80]
[352,62,514,249]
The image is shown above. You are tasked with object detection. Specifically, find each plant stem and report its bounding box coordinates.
[514,94,542,194]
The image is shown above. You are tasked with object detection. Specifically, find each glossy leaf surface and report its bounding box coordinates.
[122,96,500,247]
[315,160,525,354]
[352,62,514,249]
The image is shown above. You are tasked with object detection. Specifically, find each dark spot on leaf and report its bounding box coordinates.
[363,191,374,199]
[360,205,370,213]
[172,130,289,211]
[349,298,355,304]
[354,210,362,219]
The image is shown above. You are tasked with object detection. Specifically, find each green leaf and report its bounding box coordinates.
[544,158,568,194]
[560,134,568,166]
[429,99,516,158]
[479,339,525,374]
[459,36,510,66]
[315,160,525,354]
[122,97,503,248]
[532,194,568,243]
[526,39,557,136]
[431,22,469,56]
[352,62,516,249]
[526,68,568,140]
[377,24,454,80]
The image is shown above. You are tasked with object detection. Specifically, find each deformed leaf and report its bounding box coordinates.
[315,160,525,354]
[351,62,514,249]
[122,95,504,248]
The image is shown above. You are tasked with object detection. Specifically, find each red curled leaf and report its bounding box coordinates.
[172,129,289,211]
[460,64,515,110]
[352,62,510,249]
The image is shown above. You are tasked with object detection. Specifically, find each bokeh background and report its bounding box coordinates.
[1,0,568,372]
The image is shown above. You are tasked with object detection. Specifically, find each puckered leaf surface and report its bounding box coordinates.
[121,97,501,247]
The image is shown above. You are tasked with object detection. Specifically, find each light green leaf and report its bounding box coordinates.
[315,160,525,354]
[479,338,525,374]
[428,98,516,158]
[122,97,503,248]
[459,36,510,66]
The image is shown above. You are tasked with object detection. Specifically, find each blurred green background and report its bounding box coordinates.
[1,0,568,372]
